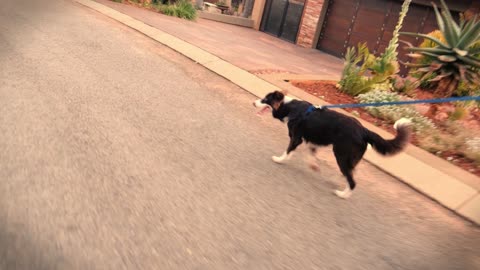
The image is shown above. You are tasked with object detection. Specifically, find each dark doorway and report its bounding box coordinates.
[261,0,305,43]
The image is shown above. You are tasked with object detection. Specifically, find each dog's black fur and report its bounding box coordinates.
[257,91,411,193]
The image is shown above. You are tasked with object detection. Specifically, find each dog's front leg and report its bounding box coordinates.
[272,151,292,163]
[272,137,303,164]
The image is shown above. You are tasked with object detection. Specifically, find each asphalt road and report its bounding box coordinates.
[0,0,479,269]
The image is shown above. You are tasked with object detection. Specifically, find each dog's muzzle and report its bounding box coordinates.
[253,99,271,115]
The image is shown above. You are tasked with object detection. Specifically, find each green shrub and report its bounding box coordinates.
[455,80,480,97]
[356,90,435,133]
[157,0,196,20]
[466,137,480,164]
[417,128,466,155]
[412,71,438,90]
[175,0,197,20]
[337,43,385,96]
[158,4,177,16]
[391,75,419,95]
[417,123,480,165]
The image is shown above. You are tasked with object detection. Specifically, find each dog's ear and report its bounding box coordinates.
[273,90,285,101]
[271,91,285,110]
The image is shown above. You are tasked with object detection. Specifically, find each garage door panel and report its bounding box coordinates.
[377,44,388,55]
[424,20,439,32]
[319,38,348,57]
[348,34,377,52]
[422,24,438,35]
[327,1,358,16]
[355,9,386,26]
[329,4,356,16]
[328,9,357,19]
[406,4,429,16]
[385,12,401,28]
[321,26,349,41]
[359,0,391,11]
[323,16,352,31]
[352,22,382,38]
[423,11,441,33]
[382,30,393,41]
[320,33,348,45]
[402,20,426,33]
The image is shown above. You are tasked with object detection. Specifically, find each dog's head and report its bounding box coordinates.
[253,90,289,115]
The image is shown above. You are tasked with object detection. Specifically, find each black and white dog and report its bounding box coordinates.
[254,90,411,199]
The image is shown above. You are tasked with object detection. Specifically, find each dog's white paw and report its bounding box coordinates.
[334,187,352,199]
[272,151,290,164]
[272,155,285,163]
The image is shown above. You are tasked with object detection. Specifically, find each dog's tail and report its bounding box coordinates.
[365,118,412,156]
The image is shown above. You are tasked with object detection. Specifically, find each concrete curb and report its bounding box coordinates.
[75,0,480,225]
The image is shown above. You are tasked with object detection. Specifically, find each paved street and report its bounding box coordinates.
[0,0,479,269]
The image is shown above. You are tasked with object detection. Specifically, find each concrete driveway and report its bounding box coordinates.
[0,0,479,269]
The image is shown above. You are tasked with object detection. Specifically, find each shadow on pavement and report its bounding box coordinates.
[0,221,69,270]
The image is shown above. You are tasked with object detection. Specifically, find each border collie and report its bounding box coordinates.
[253,90,412,199]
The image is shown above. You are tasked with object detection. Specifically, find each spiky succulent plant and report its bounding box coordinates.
[400,0,480,97]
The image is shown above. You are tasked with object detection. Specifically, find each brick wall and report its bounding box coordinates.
[296,0,325,48]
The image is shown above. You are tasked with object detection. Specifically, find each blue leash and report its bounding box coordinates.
[317,95,480,110]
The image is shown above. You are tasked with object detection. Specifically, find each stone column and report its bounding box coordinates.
[296,0,325,48]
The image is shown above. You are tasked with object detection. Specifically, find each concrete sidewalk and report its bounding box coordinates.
[74,0,480,225]
[95,0,343,77]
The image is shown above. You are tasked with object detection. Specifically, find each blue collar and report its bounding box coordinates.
[304,105,316,117]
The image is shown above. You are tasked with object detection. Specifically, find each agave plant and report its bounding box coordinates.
[400,0,480,97]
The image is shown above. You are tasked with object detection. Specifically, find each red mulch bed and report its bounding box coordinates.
[291,80,480,177]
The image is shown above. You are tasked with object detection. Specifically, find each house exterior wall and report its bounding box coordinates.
[261,0,471,48]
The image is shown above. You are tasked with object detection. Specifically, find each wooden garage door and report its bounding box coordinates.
[316,0,458,74]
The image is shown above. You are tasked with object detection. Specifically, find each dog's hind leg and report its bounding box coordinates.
[307,146,320,171]
[333,146,359,199]
[334,170,355,199]
[272,151,293,163]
